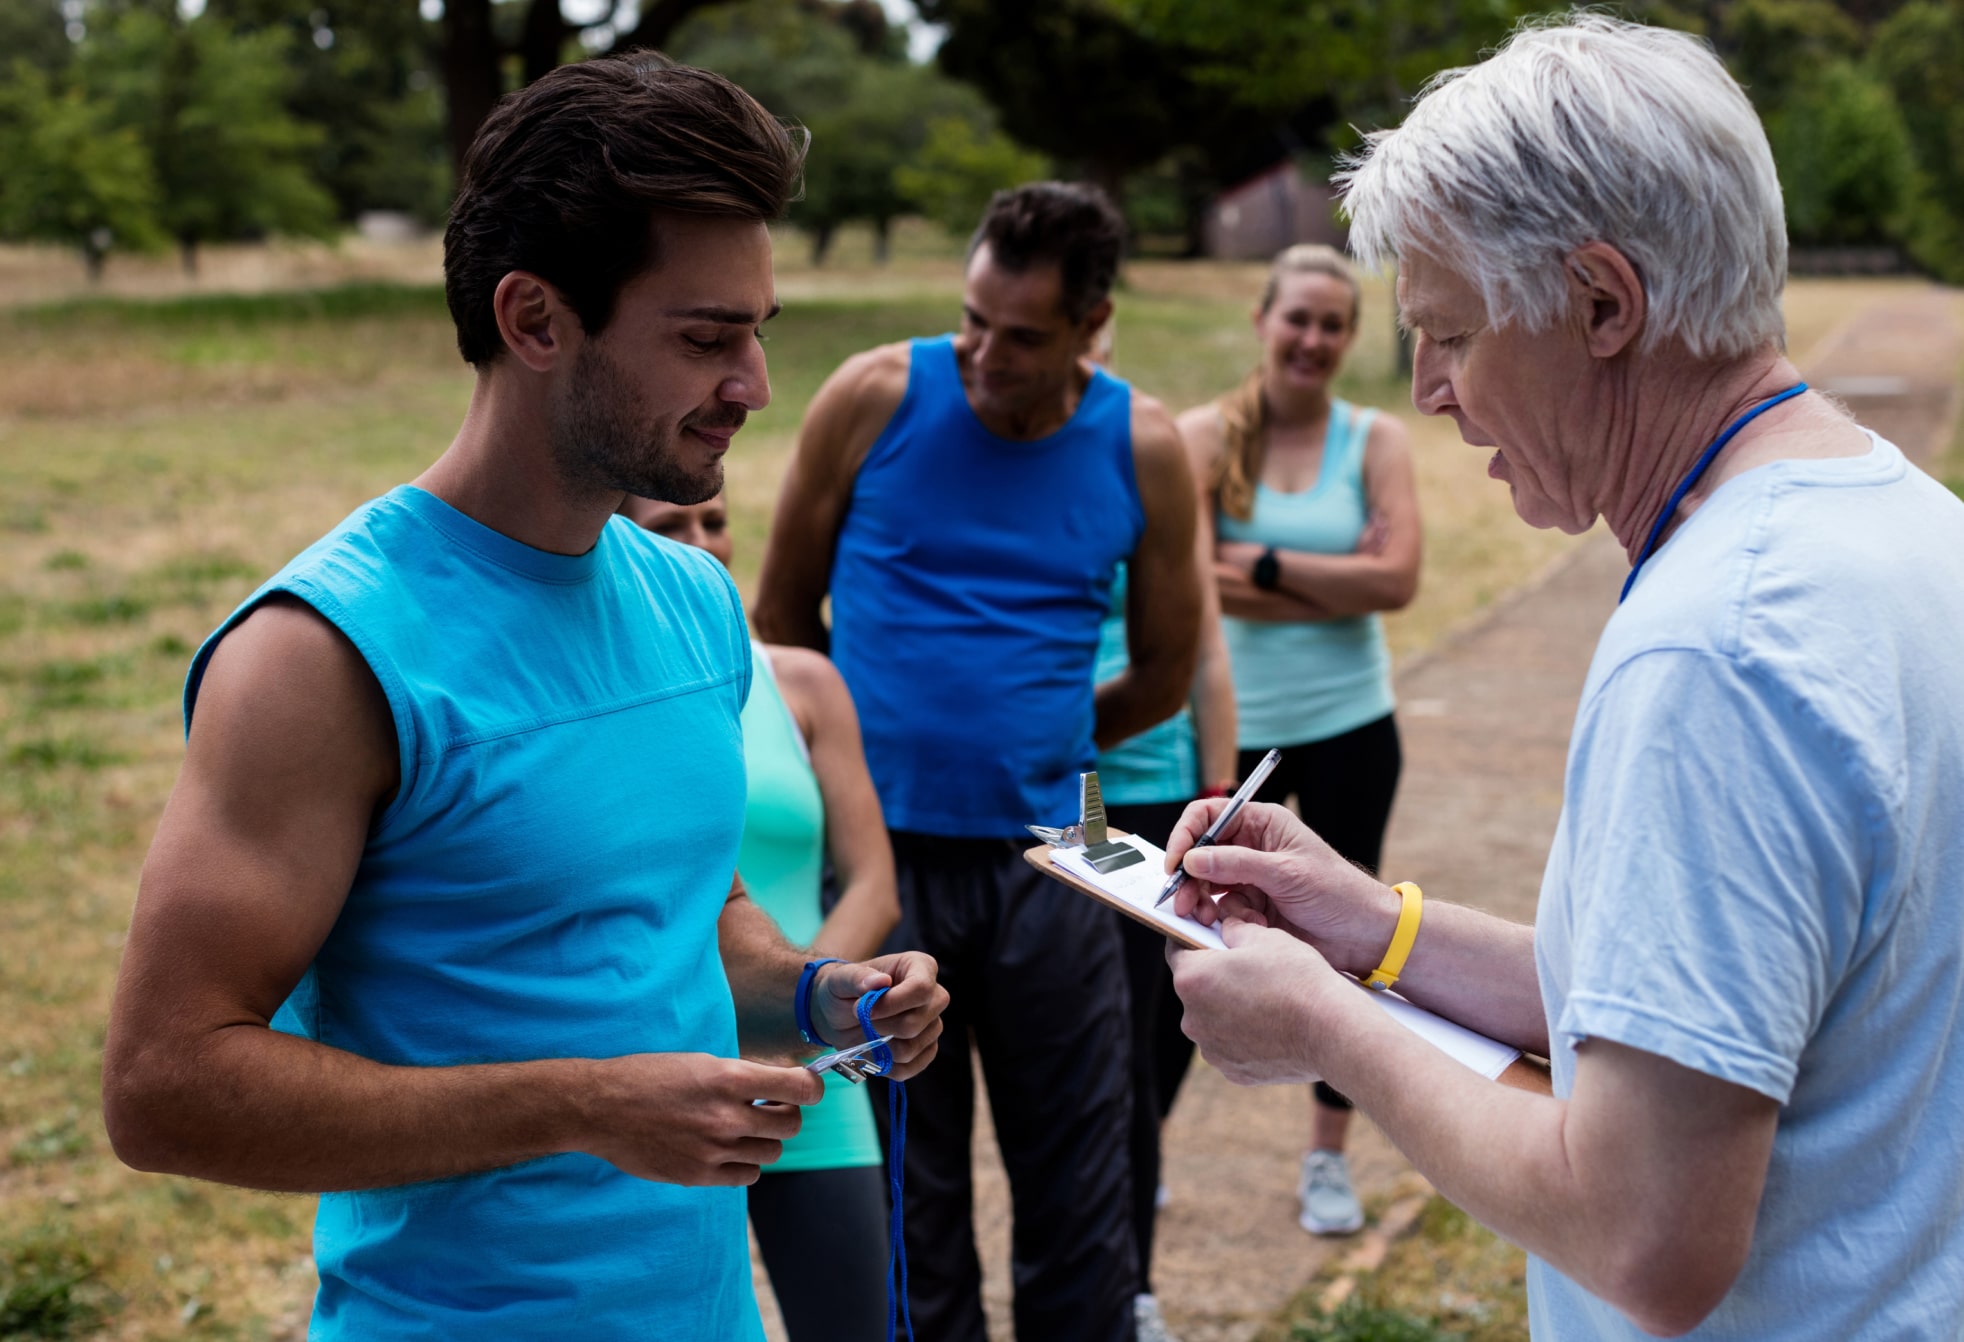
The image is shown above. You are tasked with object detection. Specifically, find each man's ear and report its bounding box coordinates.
[1080,297,1115,355]
[492,271,578,373]
[1565,243,1646,359]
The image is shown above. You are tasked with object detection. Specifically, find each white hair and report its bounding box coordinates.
[1336,13,1787,360]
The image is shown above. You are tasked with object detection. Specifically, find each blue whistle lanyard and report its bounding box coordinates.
[854,988,914,1342]
[1619,382,1807,603]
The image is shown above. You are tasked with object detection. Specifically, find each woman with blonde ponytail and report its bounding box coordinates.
[1176,243,1422,1238]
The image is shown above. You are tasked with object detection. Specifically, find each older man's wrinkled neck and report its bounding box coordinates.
[1602,350,1800,564]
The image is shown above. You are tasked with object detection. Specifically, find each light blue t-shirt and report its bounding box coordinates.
[187,486,765,1342]
[1530,435,1964,1340]
[1093,563,1199,806]
[1217,399,1395,748]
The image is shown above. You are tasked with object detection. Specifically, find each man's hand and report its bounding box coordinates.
[579,1053,824,1186]
[1164,799,1398,979]
[809,952,948,1081]
[1167,917,1356,1086]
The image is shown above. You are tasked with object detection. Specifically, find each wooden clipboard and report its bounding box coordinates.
[1023,839,1554,1095]
[1022,833,1214,950]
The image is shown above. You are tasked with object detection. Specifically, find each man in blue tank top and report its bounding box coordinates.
[755,183,1201,1342]
[100,57,947,1341]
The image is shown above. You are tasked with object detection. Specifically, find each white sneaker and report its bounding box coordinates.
[1297,1149,1365,1235]
[1134,1293,1180,1342]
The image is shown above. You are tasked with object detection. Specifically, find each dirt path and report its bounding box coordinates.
[751,285,1962,1341]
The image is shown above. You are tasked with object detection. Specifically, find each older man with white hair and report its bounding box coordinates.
[1162,15,1964,1340]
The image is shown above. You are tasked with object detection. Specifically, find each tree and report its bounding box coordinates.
[207,0,452,223]
[1765,60,1918,247]
[80,9,339,273]
[893,116,1049,240]
[1868,0,1964,280]
[0,62,164,279]
[669,0,1018,261]
[1107,0,1534,149]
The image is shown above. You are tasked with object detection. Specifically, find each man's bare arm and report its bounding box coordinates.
[1173,924,1778,1337]
[718,881,946,1080]
[102,599,821,1193]
[1095,396,1200,749]
[752,345,909,651]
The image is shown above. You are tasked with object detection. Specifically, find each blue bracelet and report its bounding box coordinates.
[795,958,844,1047]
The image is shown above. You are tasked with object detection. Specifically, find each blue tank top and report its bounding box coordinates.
[1217,399,1395,748]
[1092,564,1199,805]
[830,336,1145,836]
[185,486,763,1342]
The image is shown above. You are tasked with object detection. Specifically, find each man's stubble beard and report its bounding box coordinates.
[549,342,733,505]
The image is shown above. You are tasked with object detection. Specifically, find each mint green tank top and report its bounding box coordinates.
[1218,399,1396,748]
[739,644,883,1172]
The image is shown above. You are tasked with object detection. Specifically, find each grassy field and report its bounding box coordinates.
[0,237,1933,1339]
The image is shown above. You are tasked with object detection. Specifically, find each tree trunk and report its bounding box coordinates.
[180,237,199,278]
[871,216,891,265]
[83,243,105,285]
[809,223,835,266]
[520,0,569,88]
[443,0,501,176]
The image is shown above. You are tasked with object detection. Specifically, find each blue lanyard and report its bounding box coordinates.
[1619,383,1808,603]
[855,989,914,1342]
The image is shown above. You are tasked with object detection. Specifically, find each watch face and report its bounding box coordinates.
[1253,549,1281,590]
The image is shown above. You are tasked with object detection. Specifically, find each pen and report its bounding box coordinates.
[1155,747,1282,907]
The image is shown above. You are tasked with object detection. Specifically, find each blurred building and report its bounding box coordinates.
[1203,161,1346,260]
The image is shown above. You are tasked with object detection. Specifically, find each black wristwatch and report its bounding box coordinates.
[1251,546,1281,591]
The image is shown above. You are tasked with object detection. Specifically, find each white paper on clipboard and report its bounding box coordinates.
[1050,832,1521,1080]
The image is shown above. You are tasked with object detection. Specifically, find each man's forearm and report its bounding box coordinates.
[106,1029,596,1192]
[1352,896,1548,1056]
[719,891,809,1056]
[1094,660,1190,750]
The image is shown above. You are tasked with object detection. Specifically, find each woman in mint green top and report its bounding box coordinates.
[1179,244,1423,1238]
[621,491,899,1342]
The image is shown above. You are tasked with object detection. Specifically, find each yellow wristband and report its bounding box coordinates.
[1364,882,1423,991]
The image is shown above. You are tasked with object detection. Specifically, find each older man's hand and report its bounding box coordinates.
[1167,916,1350,1086]
[1164,800,1398,977]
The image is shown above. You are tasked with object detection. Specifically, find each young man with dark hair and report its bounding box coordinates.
[101,54,946,1341]
[754,180,1201,1342]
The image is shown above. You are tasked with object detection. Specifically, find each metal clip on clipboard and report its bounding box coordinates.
[1025,772,1147,875]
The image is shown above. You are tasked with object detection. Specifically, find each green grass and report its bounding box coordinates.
[10,282,450,332]
[1266,1197,1529,1342]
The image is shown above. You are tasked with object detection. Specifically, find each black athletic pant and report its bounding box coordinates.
[1106,799,1202,1297]
[749,1164,890,1342]
[1240,712,1404,1114]
[872,832,1138,1342]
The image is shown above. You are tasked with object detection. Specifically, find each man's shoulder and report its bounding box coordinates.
[827,340,914,415]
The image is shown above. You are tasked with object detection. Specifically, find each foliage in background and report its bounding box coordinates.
[1868,0,1964,282]
[894,117,1050,241]
[670,0,1034,257]
[0,62,165,279]
[208,0,452,224]
[79,9,338,274]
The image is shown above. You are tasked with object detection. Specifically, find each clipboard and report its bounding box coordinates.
[1023,835,1554,1095]
[1024,832,1214,950]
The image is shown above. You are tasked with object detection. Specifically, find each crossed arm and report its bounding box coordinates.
[1163,801,1778,1337]
[102,597,942,1194]
[1180,406,1422,623]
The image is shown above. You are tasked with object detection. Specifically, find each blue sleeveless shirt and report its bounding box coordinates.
[184,486,762,1341]
[829,336,1145,837]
